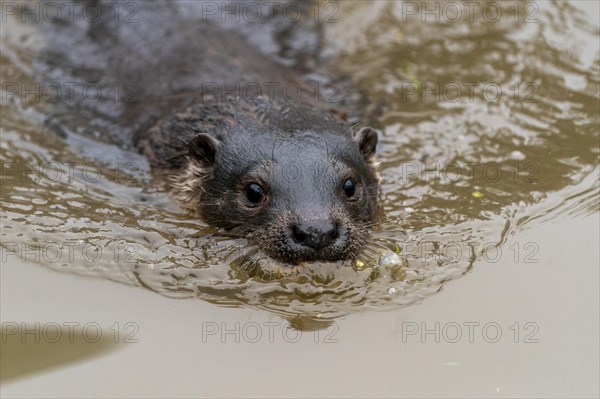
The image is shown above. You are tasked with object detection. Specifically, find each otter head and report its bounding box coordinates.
[183,126,380,265]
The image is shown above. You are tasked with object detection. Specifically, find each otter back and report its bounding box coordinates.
[35,0,327,150]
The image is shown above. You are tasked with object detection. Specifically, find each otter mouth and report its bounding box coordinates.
[277,246,354,265]
[280,238,354,265]
[245,227,364,266]
[264,248,354,266]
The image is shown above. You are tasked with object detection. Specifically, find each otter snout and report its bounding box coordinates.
[291,220,340,251]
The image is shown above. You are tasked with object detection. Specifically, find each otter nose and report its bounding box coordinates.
[291,220,339,250]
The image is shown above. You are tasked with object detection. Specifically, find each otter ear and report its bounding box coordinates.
[353,127,378,161]
[189,133,219,167]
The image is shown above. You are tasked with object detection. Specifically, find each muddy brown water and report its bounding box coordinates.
[1,1,598,323]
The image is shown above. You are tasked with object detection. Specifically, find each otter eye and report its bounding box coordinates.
[245,183,265,204]
[343,178,356,198]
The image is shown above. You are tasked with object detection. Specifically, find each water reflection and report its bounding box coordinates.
[1,1,598,322]
[0,323,121,382]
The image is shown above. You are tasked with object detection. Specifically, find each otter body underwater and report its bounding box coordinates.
[35,0,381,264]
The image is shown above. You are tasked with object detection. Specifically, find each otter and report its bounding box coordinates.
[35,0,381,264]
[140,98,380,264]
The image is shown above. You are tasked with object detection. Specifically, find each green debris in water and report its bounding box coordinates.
[472,191,484,198]
[402,62,422,93]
